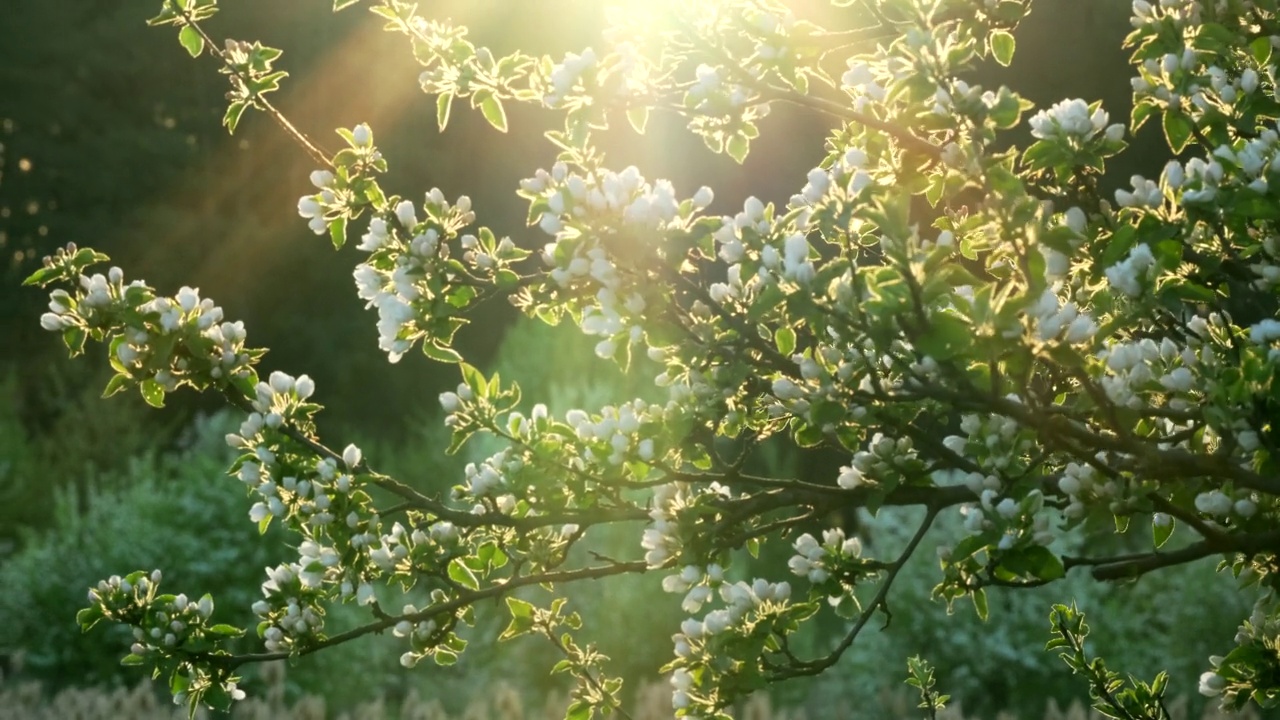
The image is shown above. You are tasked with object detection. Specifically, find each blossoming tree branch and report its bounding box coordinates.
[23,0,1280,716]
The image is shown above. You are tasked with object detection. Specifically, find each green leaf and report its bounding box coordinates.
[774,326,796,355]
[422,341,463,364]
[62,326,87,356]
[333,0,362,9]
[178,25,204,58]
[120,653,146,666]
[917,314,972,361]
[102,373,131,398]
[626,106,649,134]
[1152,516,1174,549]
[436,93,453,131]
[448,558,479,590]
[971,588,989,621]
[140,379,166,408]
[506,596,534,620]
[726,134,749,164]
[1251,36,1273,65]
[1131,100,1155,132]
[22,266,60,286]
[990,30,1015,66]
[1000,545,1065,581]
[565,701,592,720]
[1162,111,1193,154]
[77,605,105,631]
[479,95,508,133]
[329,216,347,250]
[223,101,248,134]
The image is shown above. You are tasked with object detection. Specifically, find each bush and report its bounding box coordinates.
[0,412,287,688]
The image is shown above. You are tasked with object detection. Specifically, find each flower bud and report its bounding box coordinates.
[352,123,372,148]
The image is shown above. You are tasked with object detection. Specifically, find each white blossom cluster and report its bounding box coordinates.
[297,169,340,235]
[1114,174,1163,209]
[958,488,1053,549]
[1192,489,1257,519]
[1055,460,1111,518]
[1096,336,1199,409]
[566,400,660,465]
[836,433,920,489]
[1129,2,1266,116]
[787,528,862,586]
[840,59,887,113]
[942,410,1035,475]
[1129,0,1201,31]
[395,593,448,668]
[522,162,710,358]
[786,147,875,224]
[1200,592,1279,698]
[545,48,597,108]
[350,190,476,362]
[255,561,326,653]
[1104,243,1157,297]
[1028,99,1124,145]
[296,123,380,235]
[227,373,355,531]
[458,448,519,507]
[687,63,752,112]
[41,271,256,390]
[1030,284,1098,344]
[642,482,709,567]
[104,573,203,653]
[668,574,791,713]
[1034,206,1089,287]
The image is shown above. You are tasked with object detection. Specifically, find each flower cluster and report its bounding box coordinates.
[1028,99,1124,145]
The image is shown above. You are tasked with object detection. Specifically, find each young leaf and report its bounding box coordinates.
[990,30,1015,66]
[178,25,205,58]
[774,326,796,355]
[1162,110,1193,154]
[437,92,453,131]
[140,378,166,408]
[626,106,649,134]
[329,216,347,250]
[223,101,248,134]
[479,95,508,133]
[1152,516,1174,549]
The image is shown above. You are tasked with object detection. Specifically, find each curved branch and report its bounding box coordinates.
[768,505,940,680]
[218,559,650,670]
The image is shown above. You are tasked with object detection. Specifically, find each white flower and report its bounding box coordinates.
[692,186,714,209]
[1159,367,1194,392]
[1198,671,1226,697]
[343,444,362,469]
[352,123,372,147]
[295,374,316,399]
[395,200,418,229]
[39,313,68,331]
[310,170,335,188]
[771,378,804,401]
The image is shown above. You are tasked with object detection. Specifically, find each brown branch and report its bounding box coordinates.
[218,559,650,670]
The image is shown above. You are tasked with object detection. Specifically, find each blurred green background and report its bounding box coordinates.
[0,1,1257,718]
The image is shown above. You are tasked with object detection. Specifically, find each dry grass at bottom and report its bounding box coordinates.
[0,663,1260,720]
